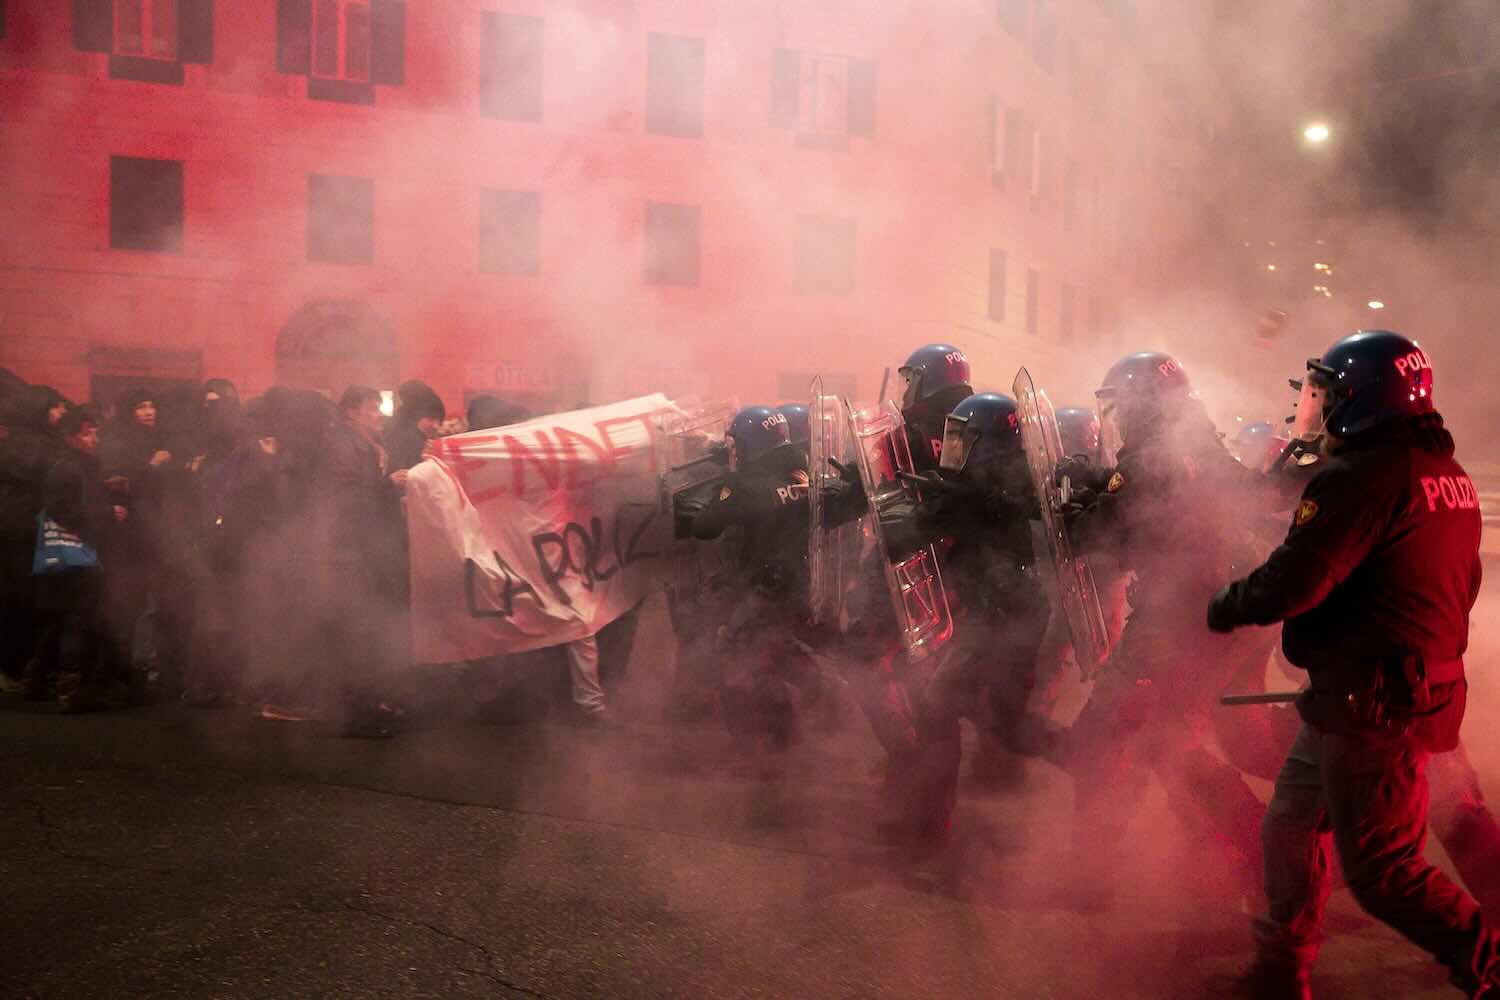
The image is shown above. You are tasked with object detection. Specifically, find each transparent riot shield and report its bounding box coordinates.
[846,399,954,661]
[658,402,734,591]
[808,379,864,629]
[1013,367,1110,678]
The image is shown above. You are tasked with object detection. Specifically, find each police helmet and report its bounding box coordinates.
[1095,351,1193,403]
[899,344,973,411]
[727,405,791,467]
[1055,406,1100,458]
[1306,330,1433,438]
[1229,420,1286,470]
[776,403,810,447]
[940,392,1021,471]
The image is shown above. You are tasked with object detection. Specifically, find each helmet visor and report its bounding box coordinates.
[899,367,920,410]
[1096,393,1125,468]
[1289,365,1332,442]
[938,416,970,471]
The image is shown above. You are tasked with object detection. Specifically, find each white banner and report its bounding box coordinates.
[405,395,676,664]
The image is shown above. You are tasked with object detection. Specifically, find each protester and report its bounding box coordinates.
[30,407,126,710]
[0,383,67,691]
[386,380,445,477]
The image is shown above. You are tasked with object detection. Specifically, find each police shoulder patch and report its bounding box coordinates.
[1295,499,1319,526]
[719,485,733,501]
[1106,472,1125,494]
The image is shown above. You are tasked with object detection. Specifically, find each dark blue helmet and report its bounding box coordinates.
[899,344,972,411]
[776,403,810,446]
[1307,330,1433,437]
[1055,406,1100,457]
[940,392,1021,471]
[1095,351,1192,403]
[1229,420,1286,469]
[727,405,791,466]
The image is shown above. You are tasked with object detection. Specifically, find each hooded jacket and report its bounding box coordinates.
[386,380,445,472]
[0,385,65,545]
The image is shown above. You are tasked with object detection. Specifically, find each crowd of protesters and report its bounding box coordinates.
[0,369,618,737]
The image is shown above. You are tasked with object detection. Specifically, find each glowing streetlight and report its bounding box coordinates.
[1367,300,1385,310]
[1303,122,1330,144]
[1266,264,1278,272]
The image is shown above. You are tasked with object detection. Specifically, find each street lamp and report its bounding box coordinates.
[1303,122,1331,144]
[1367,300,1385,310]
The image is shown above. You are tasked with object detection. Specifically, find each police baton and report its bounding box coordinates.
[1219,691,1301,706]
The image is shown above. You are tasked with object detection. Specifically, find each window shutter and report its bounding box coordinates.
[846,58,876,137]
[370,0,405,85]
[178,0,215,64]
[770,49,799,128]
[276,0,312,74]
[73,0,113,53]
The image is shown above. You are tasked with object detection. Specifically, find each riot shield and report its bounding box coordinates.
[1013,367,1110,678]
[658,402,734,592]
[808,379,864,629]
[846,399,954,661]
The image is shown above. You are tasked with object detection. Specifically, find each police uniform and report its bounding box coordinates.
[680,432,817,754]
[1209,331,1500,996]
[1061,354,1273,898]
[873,392,1048,842]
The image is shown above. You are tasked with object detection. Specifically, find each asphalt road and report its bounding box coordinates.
[1,595,1488,1000]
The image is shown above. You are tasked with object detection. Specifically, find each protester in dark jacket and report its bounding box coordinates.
[31,408,125,709]
[385,380,445,477]
[97,388,174,684]
[0,384,68,688]
[320,386,406,737]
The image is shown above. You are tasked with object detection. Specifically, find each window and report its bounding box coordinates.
[307,174,373,265]
[114,0,178,60]
[277,0,404,103]
[795,215,856,294]
[481,12,543,122]
[996,0,1027,39]
[480,190,540,275]
[1030,129,1050,206]
[110,156,183,253]
[313,0,369,81]
[987,249,1007,322]
[1060,282,1075,342]
[1062,157,1078,230]
[770,49,876,145]
[73,0,213,83]
[1001,108,1033,185]
[1025,268,1040,334]
[1032,0,1056,72]
[646,33,704,138]
[644,202,701,287]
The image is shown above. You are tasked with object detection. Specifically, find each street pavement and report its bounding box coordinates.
[1,595,1491,999]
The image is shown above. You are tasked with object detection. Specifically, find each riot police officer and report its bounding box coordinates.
[1055,406,1100,461]
[1052,352,1271,903]
[1207,331,1500,998]
[677,405,818,768]
[897,344,973,472]
[879,392,1047,842]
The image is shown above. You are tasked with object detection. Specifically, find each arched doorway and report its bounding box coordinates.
[275,299,398,397]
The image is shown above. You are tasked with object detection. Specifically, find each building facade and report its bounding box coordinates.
[0,0,1220,418]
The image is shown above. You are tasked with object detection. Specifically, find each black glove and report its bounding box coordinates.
[1206,584,1239,633]
[828,458,860,487]
[898,469,959,493]
[1054,455,1093,488]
